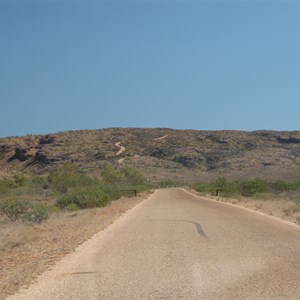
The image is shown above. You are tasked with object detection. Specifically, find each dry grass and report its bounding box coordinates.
[190,189,300,226]
[0,191,152,299]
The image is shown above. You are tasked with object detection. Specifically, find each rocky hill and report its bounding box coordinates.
[0,128,299,182]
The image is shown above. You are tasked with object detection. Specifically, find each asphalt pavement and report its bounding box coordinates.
[8,189,300,300]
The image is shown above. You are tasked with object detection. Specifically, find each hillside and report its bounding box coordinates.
[0,128,299,182]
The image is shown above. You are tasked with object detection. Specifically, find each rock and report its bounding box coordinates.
[39,135,55,145]
[34,151,51,164]
[0,145,10,154]
[173,156,197,168]
[277,137,300,144]
[151,149,169,158]
[95,151,106,160]
[205,135,228,144]
[245,142,256,150]
[8,147,32,162]
[204,151,224,170]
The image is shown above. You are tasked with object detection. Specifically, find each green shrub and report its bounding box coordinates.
[158,179,180,188]
[65,203,80,211]
[0,179,17,194]
[56,185,120,209]
[0,199,31,221]
[214,177,228,190]
[238,179,269,197]
[193,182,216,193]
[48,163,94,193]
[21,205,49,223]
[213,177,236,196]
[14,174,28,187]
[101,165,123,186]
[271,180,299,192]
[101,165,146,187]
[194,178,300,199]
[120,167,145,185]
[24,176,49,194]
[295,193,300,205]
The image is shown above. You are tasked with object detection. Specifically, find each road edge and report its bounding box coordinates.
[6,190,157,300]
[183,188,300,229]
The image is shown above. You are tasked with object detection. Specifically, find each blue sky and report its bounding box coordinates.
[0,0,299,137]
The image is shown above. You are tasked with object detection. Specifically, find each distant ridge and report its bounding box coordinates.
[0,128,299,182]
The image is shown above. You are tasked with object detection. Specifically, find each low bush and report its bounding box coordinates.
[0,175,48,196]
[193,182,216,194]
[14,174,28,187]
[48,163,94,194]
[295,193,300,205]
[21,205,49,223]
[0,199,31,221]
[0,179,17,194]
[0,199,50,223]
[238,178,269,197]
[101,165,146,187]
[271,180,299,192]
[192,178,297,198]
[120,167,145,185]
[157,179,180,188]
[23,176,49,195]
[101,165,124,186]
[56,185,120,209]
[65,203,80,211]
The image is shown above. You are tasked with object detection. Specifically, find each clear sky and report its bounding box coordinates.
[0,0,299,137]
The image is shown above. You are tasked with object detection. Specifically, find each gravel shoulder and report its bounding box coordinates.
[6,188,300,300]
[188,189,300,225]
[0,191,152,299]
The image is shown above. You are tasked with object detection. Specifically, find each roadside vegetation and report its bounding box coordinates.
[193,177,300,201]
[192,177,300,225]
[0,163,151,223]
[0,163,152,298]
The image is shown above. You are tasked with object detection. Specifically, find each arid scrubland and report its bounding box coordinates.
[1,128,299,182]
[0,128,299,298]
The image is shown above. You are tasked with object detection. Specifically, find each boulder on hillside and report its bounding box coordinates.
[173,156,197,168]
[277,137,300,144]
[34,151,52,164]
[7,147,32,162]
[95,151,107,160]
[39,135,55,145]
[0,145,10,154]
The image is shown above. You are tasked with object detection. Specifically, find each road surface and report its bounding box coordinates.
[9,189,300,299]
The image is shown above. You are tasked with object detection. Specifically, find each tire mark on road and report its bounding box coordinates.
[149,219,208,239]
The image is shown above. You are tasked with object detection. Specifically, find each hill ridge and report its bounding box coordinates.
[0,128,299,182]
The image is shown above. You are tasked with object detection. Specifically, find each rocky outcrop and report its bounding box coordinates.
[172,156,197,168]
[245,142,256,150]
[33,151,52,164]
[277,137,300,144]
[39,135,55,145]
[0,145,10,154]
[0,145,10,159]
[151,148,170,158]
[8,147,32,162]
[0,128,299,181]
[95,151,107,160]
